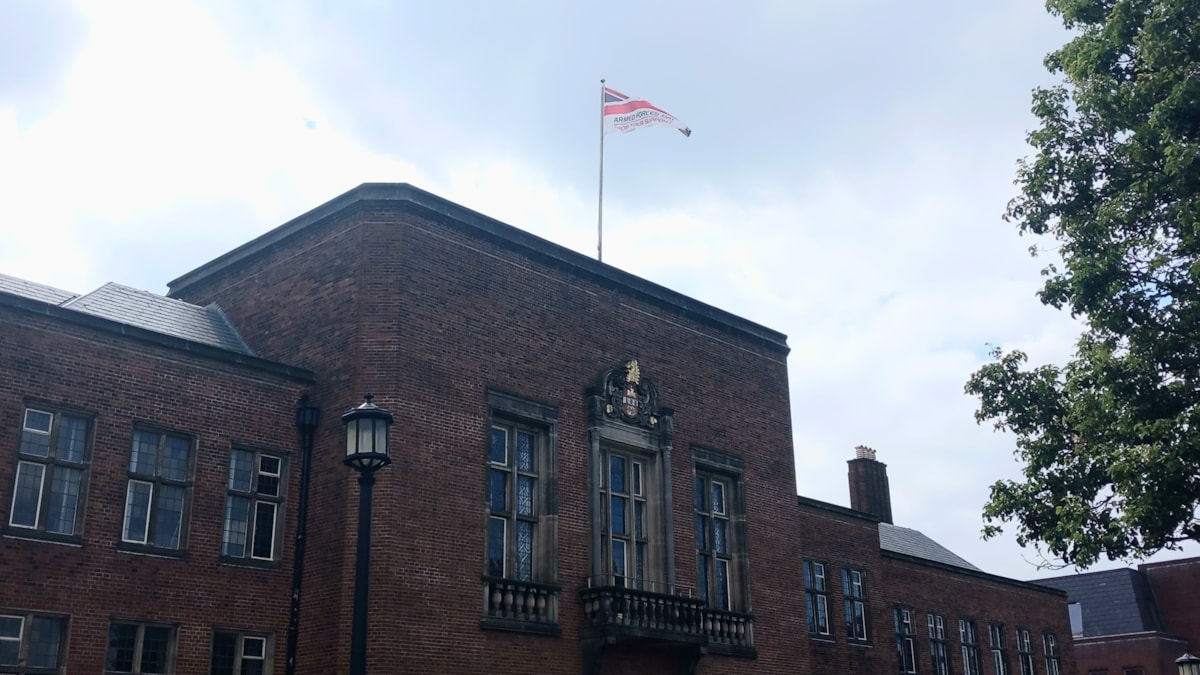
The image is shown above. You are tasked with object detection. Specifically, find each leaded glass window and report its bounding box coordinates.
[120,429,193,551]
[695,472,735,610]
[486,422,540,581]
[602,449,649,589]
[8,407,92,537]
[222,449,286,561]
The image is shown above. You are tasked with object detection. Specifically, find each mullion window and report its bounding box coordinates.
[929,613,951,675]
[960,619,980,675]
[843,568,869,641]
[895,608,917,674]
[1017,629,1035,675]
[222,450,285,561]
[210,632,269,675]
[106,622,174,674]
[487,424,539,582]
[121,430,192,550]
[1043,634,1060,675]
[695,474,732,609]
[803,560,830,635]
[1,611,67,674]
[8,407,91,536]
[990,624,1009,675]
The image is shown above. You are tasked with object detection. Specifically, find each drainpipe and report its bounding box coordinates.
[286,396,320,675]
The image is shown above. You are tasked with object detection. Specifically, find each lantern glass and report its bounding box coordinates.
[1179,653,1200,675]
[342,394,393,472]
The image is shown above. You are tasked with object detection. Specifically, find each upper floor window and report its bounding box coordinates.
[696,470,745,610]
[1,610,67,674]
[803,560,830,636]
[1043,633,1060,675]
[895,608,917,673]
[990,623,1009,675]
[843,568,869,642]
[7,407,91,538]
[1016,628,1035,675]
[221,448,286,563]
[603,448,654,589]
[106,621,175,674]
[121,429,193,552]
[929,613,951,675]
[481,391,559,633]
[960,619,981,675]
[210,630,270,675]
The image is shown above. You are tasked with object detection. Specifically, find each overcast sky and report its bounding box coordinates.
[2,0,1195,581]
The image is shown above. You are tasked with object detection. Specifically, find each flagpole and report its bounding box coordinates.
[598,77,605,263]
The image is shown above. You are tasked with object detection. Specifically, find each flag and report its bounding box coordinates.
[603,87,692,137]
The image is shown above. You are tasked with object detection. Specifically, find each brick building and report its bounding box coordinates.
[1038,558,1200,675]
[1,183,1074,673]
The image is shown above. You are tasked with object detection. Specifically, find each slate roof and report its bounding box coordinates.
[879,522,983,572]
[56,283,254,355]
[1035,568,1161,637]
[0,272,78,305]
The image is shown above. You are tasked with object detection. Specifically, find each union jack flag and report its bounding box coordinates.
[602,87,692,137]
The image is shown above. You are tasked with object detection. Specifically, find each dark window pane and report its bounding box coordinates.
[487,516,505,577]
[0,616,20,665]
[609,455,626,494]
[635,542,646,588]
[153,484,185,548]
[252,502,277,559]
[716,559,730,610]
[632,462,642,495]
[516,431,534,471]
[20,410,52,457]
[713,518,728,554]
[635,501,645,538]
[242,636,265,658]
[611,496,627,535]
[223,496,250,557]
[10,461,45,527]
[516,520,534,581]
[228,450,254,491]
[695,515,708,551]
[129,431,159,475]
[27,616,62,668]
[257,474,280,498]
[711,481,725,514]
[489,469,508,511]
[56,415,88,462]
[161,436,190,481]
[210,632,237,675]
[46,467,83,534]
[489,427,507,464]
[141,625,171,674]
[106,624,138,671]
[259,455,280,476]
[611,539,626,579]
[516,476,534,516]
[243,659,265,675]
[698,554,710,601]
[694,476,705,511]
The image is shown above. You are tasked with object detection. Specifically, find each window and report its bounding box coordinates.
[929,613,951,675]
[221,449,286,562]
[990,624,1008,675]
[601,449,652,589]
[1121,669,1143,675]
[695,471,739,609]
[843,568,868,641]
[487,422,546,582]
[960,619,981,675]
[210,631,270,675]
[121,429,193,551]
[1017,628,1035,675]
[895,608,917,673]
[804,560,830,636]
[7,407,91,538]
[1042,634,1059,675]
[106,622,174,674]
[0,611,66,673]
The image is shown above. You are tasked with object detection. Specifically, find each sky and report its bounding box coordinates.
[1,0,1195,582]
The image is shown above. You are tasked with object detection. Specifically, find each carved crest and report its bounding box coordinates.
[600,360,659,428]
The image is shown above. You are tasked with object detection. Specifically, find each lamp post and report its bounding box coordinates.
[342,394,393,675]
[1178,652,1200,675]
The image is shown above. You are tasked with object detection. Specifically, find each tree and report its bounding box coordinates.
[966,0,1200,567]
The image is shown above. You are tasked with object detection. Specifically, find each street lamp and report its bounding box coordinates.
[342,394,393,675]
[1178,652,1200,675]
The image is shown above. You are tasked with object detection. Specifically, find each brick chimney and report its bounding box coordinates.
[847,445,893,523]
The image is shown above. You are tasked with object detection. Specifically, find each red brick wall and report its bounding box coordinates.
[173,198,804,674]
[796,501,1076,675]
[1142,558,1200,646]
[0,306,306,673]
[1074,634,1188,675]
